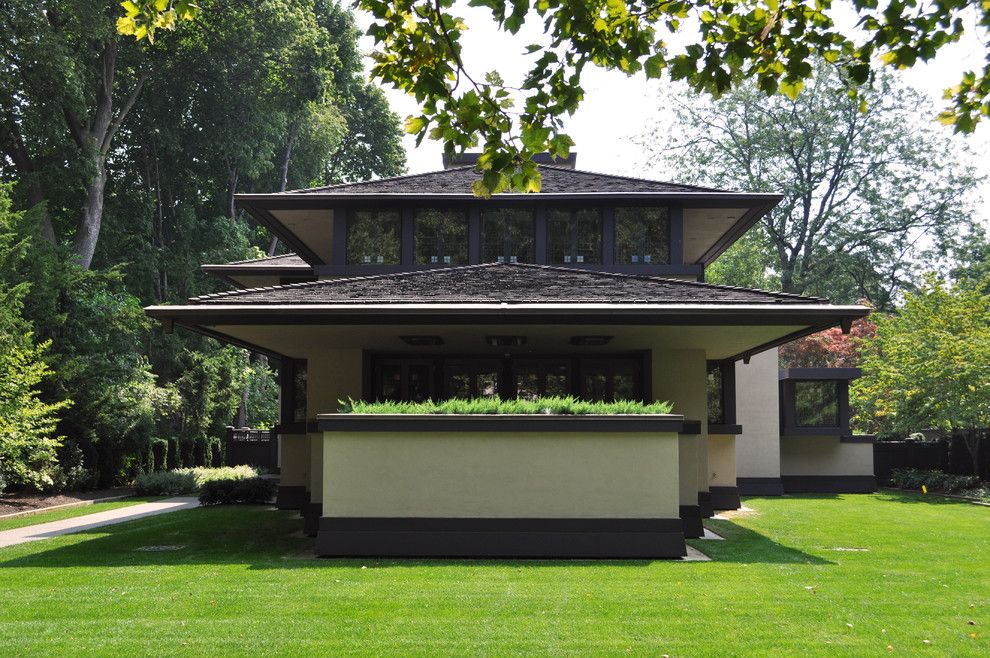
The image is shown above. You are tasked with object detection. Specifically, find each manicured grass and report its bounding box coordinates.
[0,497,158,532]
[0,493,986,656]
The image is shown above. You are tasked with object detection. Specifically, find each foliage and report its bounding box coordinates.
[134,465,258,495]
[646,63,975,305]
[853,276,990,474]
[0,185,70,492]
[888,468,981,495]
[780,317,878,369]
[198,476,277,505]
[339,396,674,415]
[117,1,199,43]
[121,0,990,193]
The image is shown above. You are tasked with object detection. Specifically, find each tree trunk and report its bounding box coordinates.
[267,131,296,255]
[74,157,107,269]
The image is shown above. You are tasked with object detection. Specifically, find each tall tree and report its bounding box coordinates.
[642,64,977,307]
[125,0,990,194]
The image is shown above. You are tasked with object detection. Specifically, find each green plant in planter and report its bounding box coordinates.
[338,396,674,415]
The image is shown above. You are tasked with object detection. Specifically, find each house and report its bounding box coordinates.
[145,154,870,558]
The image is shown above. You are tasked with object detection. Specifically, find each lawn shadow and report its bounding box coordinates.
[874,488,989,506]
[0,505,831,570]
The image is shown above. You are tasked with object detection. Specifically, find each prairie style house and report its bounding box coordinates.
[146,154,871,558]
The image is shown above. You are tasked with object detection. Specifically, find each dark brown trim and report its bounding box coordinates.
[736,477,784,496]
[698,490,714,518]
[276,485,307,510]
[303,502,323,537]
[317,413,684,433]
[315,517,687,559]
[710,486,741,511]
[708,424,743,435]
[680,419,702,435]
[778,367,862,381]
[840,435,876,444]
[781,475,877,494]
[679,505,704,538]
[237,192,783,206]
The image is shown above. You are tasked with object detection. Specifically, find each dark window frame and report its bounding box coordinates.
[479,206,537,264]
[413,207,470,266]
[345,207,403,266]
[779,378,851,436]
[706,360,737,427]
[613,206,672,266]
[546,207,603,265]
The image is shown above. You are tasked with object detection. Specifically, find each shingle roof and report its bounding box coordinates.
[203,253,310,270]
[283,165,730,196]
[189,262,828,306]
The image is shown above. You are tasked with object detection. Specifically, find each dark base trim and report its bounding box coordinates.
[782,475,877,494]
[315,517,686,559]
[710,486,741,510]
[679,505,704,538]
[698,491,714,518]
[275,485,307,510]
[737,477,785,496]
[303,502,323,537]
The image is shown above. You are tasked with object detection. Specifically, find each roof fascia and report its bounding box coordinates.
[235,192,784,206]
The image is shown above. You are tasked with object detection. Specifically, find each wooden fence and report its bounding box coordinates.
[225,427,278,473]
[874,436,989,484]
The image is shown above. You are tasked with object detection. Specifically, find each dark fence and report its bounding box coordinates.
[874,435,989,484]
[225,427,278,473]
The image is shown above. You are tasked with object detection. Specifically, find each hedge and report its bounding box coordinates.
[338,396,674,415]
[135,465,259,496]
[198,477,277,505]
[889,468,980,494]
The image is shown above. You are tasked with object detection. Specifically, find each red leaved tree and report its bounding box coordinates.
[779,315,878,368]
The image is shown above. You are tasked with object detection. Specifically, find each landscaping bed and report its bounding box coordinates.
[0,487,135,517]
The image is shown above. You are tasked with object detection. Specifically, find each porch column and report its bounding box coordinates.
[735,349,785,495]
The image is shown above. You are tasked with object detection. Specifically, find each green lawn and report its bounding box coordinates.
[0,493,986,656]
[0,497,158,532]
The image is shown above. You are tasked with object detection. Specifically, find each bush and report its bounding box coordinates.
[198,477,277,505]
[889,468,981,494]
[135,465,258,496]
[338,396,674,415]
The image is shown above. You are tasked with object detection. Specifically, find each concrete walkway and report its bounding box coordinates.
[0,497,200,549]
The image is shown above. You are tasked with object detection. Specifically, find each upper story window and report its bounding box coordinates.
[547,208,602,265]
[414,208,468,265]
[346,209,401,265]
[794,381,840,427]
[614,207,670,265]
[481,207,535,263]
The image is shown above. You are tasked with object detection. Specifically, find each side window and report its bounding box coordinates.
[480,208,535,263]
[793,381,840,427]
[614,207,670,265]
[347,209,401,265]
[414,208,468,265]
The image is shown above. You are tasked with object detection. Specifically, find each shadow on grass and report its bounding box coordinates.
[0,505,832,569]
[874,488,988,506]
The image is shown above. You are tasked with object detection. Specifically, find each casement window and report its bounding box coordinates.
[614,207,671,265]
[706,360,736,426]
[444,359,501,398]
[346,209,401,265]
[373,359,435,402]
[480,207,535,263]
[579,358,642,402]
[414,208,468,265]
[513,359,571,399]
[793,380,840,428]
[546,208,602,265]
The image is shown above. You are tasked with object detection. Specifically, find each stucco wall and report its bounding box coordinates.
[650,349,707,504]
[708,434,737,486]
[278,433,309,487]
[321,431,681,519]
[780,437,874,476]
[734,348,781,478]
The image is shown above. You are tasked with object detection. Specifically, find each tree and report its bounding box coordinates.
[643,64,976,307]
[122,0,990,194]
[0,185,69,492]
[852,276,990,475]
[779,316,877,369]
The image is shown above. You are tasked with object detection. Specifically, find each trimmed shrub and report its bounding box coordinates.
[198,477,277,505]
[889,468,980,494]
[135,465,258,496]
[339,395,674,415]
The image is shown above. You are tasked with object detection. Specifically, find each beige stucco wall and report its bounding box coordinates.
[321,431,681,519]
[650,349,707,505]
[278,433,309,487]
[780,437,874,476]
[708,434,737,486]
[735,348,781,478]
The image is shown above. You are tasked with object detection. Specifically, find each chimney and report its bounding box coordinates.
[442,152,577,170]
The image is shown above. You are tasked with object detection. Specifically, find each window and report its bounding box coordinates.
[547,208,602,264]
[346,209,401,265]
[513,359,571,399]
[443,360,501,398]
[372,359,435,402]
[614,207,670,265]
[794,381,840,427]
[414,208,468,265]
[707,362,724,426]
[580,358,642,401]
[481,208,535,263]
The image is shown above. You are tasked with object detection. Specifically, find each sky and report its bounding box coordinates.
[353,4,990,223]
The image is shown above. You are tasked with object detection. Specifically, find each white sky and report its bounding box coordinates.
[354,3,990,223]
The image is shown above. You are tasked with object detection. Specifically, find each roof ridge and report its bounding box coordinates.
[189,262,503,303]
[281,166,475,194]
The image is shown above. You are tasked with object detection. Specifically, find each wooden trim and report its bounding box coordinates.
[243,206,324,265]
[736,477,784,496]
[840,435,876,444]
[779,367,862,381]
[781,475,877,494]
[669,206,684,265]
[317,413,685,433]
[710,486,741,511]
[678,505,704,538]
[708,424,743,435]
[698,490,714,519]
[680,420,702,435]
[315,517,687,559]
